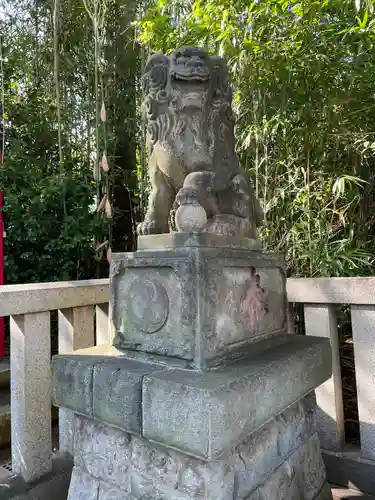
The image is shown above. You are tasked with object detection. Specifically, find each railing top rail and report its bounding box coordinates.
[287,277,375,305]
[2,274,375,316]
[0,279,109,316]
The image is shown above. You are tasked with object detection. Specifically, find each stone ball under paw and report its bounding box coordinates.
[175,204,207,233]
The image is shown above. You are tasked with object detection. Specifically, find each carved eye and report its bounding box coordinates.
[157,89,169,103]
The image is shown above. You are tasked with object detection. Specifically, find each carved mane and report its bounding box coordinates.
[141,47,237,171]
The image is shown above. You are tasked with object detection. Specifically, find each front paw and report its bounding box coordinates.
[137,219,160,235]
[204,215,237,237]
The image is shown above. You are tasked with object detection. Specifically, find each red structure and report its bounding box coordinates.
[0,114,4,359]
[0,190,4,359]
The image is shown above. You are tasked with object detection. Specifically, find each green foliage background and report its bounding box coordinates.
[0,0,372,445]
[0,0,139,284]
[138,0,375,277]
[1,0,375,283]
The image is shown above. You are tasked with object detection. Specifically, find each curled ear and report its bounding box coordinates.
[210,55,230,98]
[142,53,170,95]
[210,55,227,70]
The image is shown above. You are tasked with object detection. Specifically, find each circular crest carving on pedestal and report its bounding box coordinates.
[127,279,169,333]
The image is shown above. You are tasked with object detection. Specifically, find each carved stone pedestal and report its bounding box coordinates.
[67,397,331,500]
[52,235,333,500]
[110,234,286,369]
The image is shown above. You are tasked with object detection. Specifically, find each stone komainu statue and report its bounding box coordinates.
[138,46,263,239]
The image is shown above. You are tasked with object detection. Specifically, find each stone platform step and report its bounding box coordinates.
[332,486,375,499]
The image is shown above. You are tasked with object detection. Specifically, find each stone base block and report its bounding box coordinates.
[137,233,262,251]
[67,396,332,500]
[110,246,287,368]
[52,336,332,460]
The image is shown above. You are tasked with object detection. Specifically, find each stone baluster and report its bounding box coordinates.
[11,312,52,482]
[351,305,375,460]
[304,304,345,450]
[95,303,109,346]
[58,306,95,454]
[287,302,295,334]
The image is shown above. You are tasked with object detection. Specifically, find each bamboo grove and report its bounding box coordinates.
[0,0,375,284]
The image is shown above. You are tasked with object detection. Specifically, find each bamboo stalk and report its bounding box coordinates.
[53,0,66,215]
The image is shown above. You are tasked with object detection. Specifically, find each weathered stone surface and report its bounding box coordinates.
[245,461,301,500]
[52,351,163,435]
[55,44,332,500]
[244,435,327,500]
[98,481,130,500]
[93,357,163,435]
[110,247,287,367]
[0,280,108,318]
[294,434,327,500]
[74,416,132,492]
[233,394,316,498]
[52,355,95,417]
[143,335,331,459]
[137,233,261,251]
[67,401,331,499]
[351,305,375,460]
[304,303,345,451]
[67,467,99,500]
[72,415,232,498]
[52,336,331,462]
[69,343,191,369]
[11,312,52,482]
[138,46,263,239]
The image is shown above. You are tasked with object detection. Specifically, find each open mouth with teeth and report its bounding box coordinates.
[171,69,210,82]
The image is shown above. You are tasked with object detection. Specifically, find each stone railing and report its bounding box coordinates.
[0,280,109,483]
[1,276,374,491]
[287,277,375,493]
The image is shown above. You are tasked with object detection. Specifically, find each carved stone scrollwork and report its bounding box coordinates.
[137,46,263,239]
[126,279,169,334]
